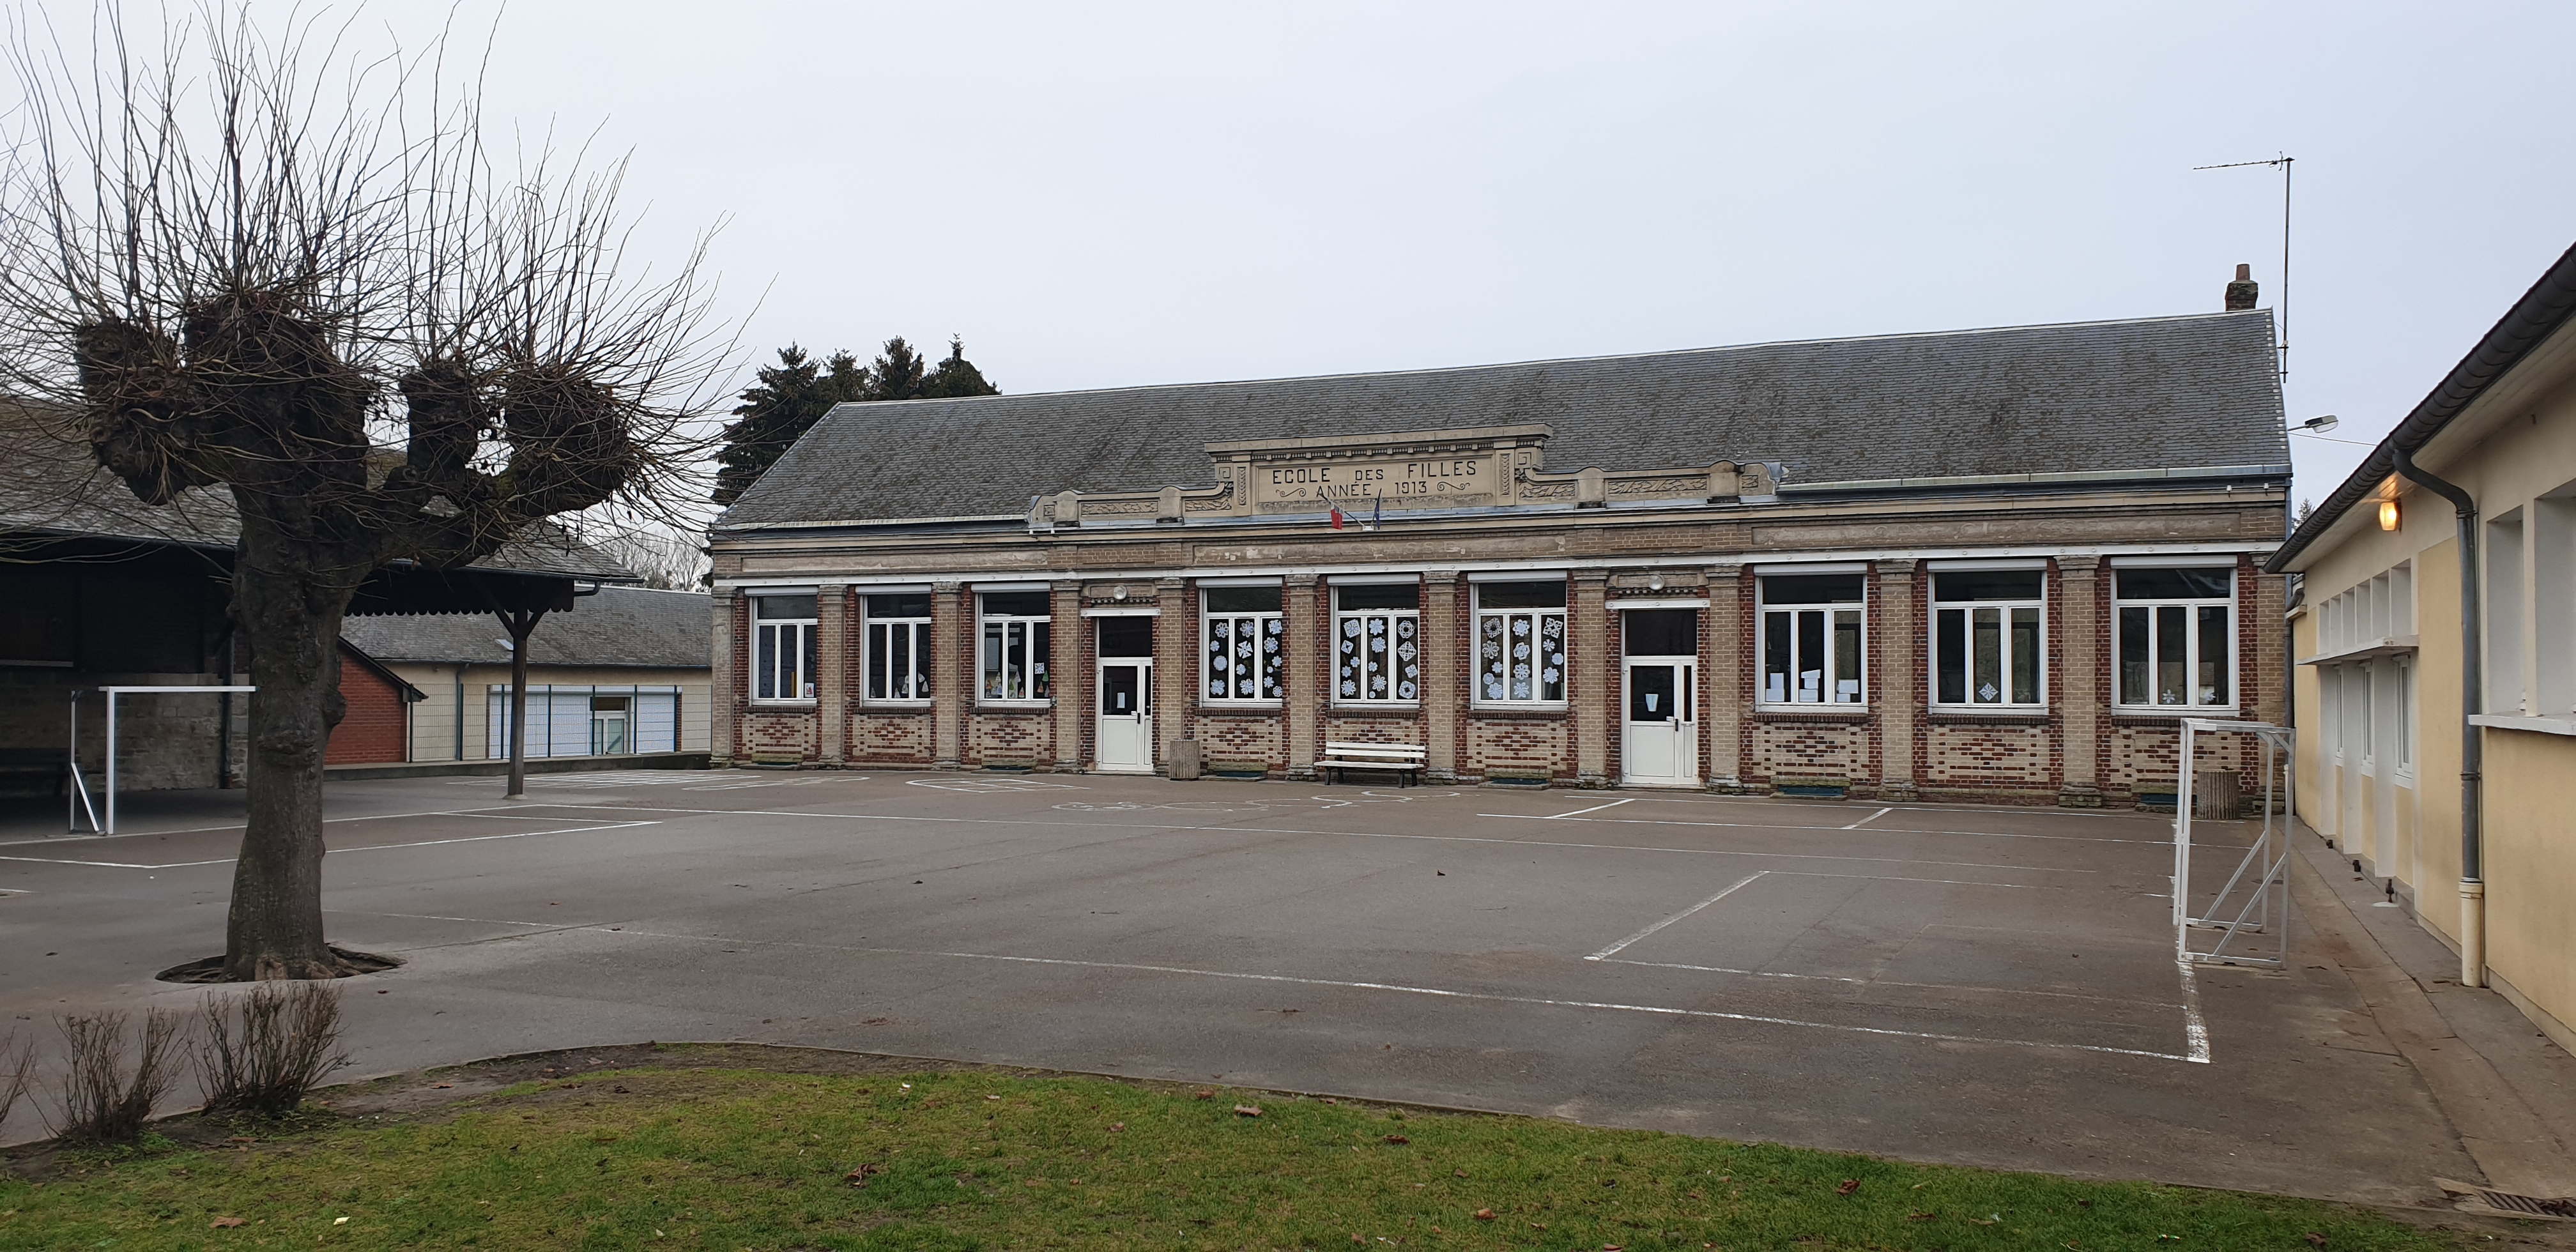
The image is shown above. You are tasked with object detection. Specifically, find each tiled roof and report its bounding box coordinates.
[339,586,710,668]
[721,311,2290,527]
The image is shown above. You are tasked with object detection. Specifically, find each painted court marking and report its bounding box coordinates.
[1588,873,1768,959]
[0,821,659,870]
[1843,807,1893,829]
[369,914,2195,1064]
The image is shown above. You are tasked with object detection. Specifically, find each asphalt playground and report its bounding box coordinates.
[0,768,2542,1202]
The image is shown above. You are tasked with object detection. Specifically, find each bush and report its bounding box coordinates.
[0,1028,34,1136]
[195,981,350,1117]
[49,1008,185,1145]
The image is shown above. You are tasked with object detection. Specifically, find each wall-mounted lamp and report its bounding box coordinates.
[1112,584,1128,601]
[1647,574,1665,592]
[2378,499,2400,531]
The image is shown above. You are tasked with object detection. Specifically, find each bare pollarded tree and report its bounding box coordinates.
[0,6,731,979]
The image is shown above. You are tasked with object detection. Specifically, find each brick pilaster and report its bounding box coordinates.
[1705,563,1744,788]
[1572,571,1610,786]
[931,581,963,768]
[816,586,848,765]
[2057,556,2104,805]
[1285,575,1321,779]
[1874,560,1920,800]
[1156,577,1189,770]
[1052,581,1083,772]
[1424,571,1460,782]
[710,590,739,767]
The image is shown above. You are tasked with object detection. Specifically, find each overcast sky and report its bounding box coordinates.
[305,3,2576,506]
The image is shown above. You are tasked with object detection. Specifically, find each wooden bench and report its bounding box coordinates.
[1318,741,1427,787]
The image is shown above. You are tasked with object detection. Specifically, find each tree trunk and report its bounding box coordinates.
[223,515,365,980]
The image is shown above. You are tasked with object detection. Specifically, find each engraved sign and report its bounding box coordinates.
[1207,425,1551,516]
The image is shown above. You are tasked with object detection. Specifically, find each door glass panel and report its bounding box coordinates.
[1101,665,1138,715]
[1629,666,1676,722]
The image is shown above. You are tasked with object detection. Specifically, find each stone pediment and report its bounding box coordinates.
[1026,424,1781,528]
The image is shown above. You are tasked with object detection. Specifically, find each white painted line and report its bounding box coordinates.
[0,821,659,871]
[487,802,2093,876]
[0,806,574,849]
[2176,958,2212,1064]
[1601,958,2186,1009]
[1587,873,1767,960]
[1843,807,1893,830]
[545,925,2193,1064]
[1478,809,2161,847]
[1548,798,1635,820]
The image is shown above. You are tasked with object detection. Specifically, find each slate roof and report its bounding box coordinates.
[339,586,712,669]
[0,397,635,580]
[721,310,2290,528]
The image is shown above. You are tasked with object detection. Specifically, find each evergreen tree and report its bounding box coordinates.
[712,336,999,505]
[713,346,866,505]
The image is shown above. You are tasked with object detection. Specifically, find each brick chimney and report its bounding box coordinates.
[2225,263,2259,311]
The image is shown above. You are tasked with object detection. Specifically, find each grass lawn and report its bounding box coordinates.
[0,1056,2506,1251]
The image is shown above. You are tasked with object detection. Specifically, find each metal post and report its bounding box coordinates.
[66,689,77,832]
[103,689,118,835]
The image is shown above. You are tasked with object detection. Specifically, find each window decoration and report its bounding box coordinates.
[1759,574,1864,706]
[979,591,1052,702]
[751,593,818,702]
[1334,582,1419,704]
[864,592,932,702]
[2114,567,2234,707]
[1931,570,2044,707]
[1475,580,1567,705]
[1203,586,1284,703]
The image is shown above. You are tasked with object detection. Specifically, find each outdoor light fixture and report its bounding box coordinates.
[1648,574,1665,592]
[2298,414,2340,434]
[1112,584,1128,601]
[2379,499,2400,531]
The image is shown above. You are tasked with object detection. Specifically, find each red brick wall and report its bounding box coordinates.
[325,653,408,764]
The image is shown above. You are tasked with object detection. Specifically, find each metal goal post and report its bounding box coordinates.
[2172,717,2295,969]
[68,685,257,836]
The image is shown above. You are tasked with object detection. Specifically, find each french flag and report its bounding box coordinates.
[1329,504,1346,530]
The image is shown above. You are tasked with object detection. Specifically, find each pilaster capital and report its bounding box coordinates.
[1572,569,1610,584]
[1872,559,1918,578]
[1284,572,1320,588]
[1425,569,1459,582]
[931,580,963,595]
[2057,554,2104,575]
[1705,563,1745,581]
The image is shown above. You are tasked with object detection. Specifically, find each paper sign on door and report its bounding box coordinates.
[1644,693,1658,712]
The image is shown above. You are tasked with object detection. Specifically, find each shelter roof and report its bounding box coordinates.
[339,586,711,669]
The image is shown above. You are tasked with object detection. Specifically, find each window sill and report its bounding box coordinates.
[1199,702,1285,714]
[2469,714,2576,737]
[1926,709,2052,725]
[1469,705,1568,719]
[2110,708,2239,724]
[1752,706,1869,720]
[859,702,932,712]
[747,701,817,710]
[974,703,1053,714]
[1331,704,1422,716]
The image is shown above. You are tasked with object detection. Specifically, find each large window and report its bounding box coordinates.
[1932,569,2044,708]
[864,592,932,703]
[1204,585,1284,703]
[751,593,818,702]
[979,591,1052,703]
[1335,582,1419,705]
[2115,566,2234,708]
[1759,574,1864,706]
[1475,579,1567,705]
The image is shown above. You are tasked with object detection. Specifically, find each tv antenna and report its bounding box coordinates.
[2193,153,2294,379]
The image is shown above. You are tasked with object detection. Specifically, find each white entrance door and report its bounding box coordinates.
[1097,660,1154,773]
[1622,660,1698,786]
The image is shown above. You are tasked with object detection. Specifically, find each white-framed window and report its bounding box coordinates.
[1335,581,1420,705]
[1203,585,1284,703]
[2114,566,2235,708]
[1931,569,2044,708]
[978,590,1052,703]
[2395,657,2415,779]
[1759,573,1865,706]
[751,593,818,703]
[864,592,932,703]
[1474,579,1567,706]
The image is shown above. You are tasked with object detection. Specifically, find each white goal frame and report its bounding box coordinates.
[68,685,257,836]
[2172,717,2294,969]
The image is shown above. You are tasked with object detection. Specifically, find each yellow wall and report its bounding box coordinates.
[2487,728,2576,1034]
[2410,538,2465,947]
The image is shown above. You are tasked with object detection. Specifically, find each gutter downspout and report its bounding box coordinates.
[2393,443,2484,988]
